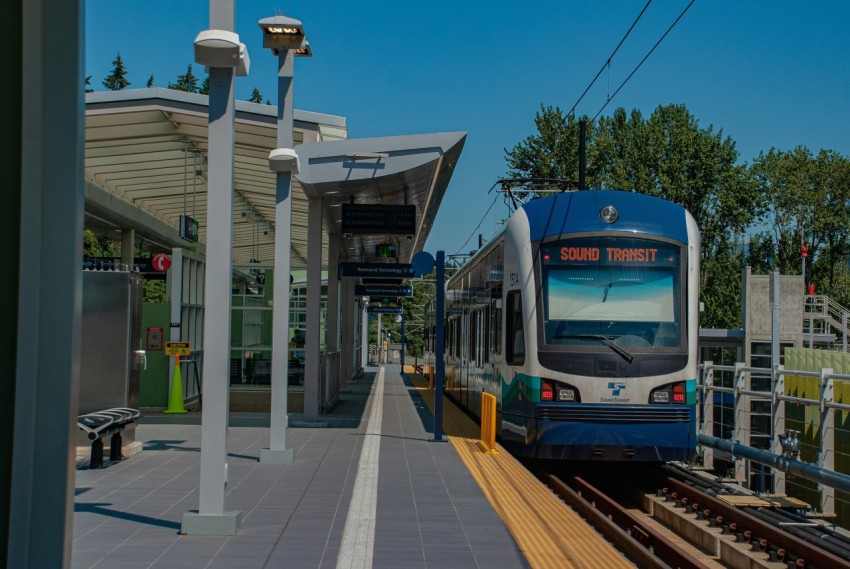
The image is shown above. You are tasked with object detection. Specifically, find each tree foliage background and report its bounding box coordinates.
[505,104,850,329]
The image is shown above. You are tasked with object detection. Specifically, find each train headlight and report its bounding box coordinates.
[558,388,576,402]
[600,205,619,224]
[652,391,670,403]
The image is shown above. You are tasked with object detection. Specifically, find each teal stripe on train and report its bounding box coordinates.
[502,372,542,405]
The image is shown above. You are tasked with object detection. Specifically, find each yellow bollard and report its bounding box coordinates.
[164,354,188,414]
[476,392,500,454]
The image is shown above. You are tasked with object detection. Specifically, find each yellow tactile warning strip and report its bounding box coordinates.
[404,370,635,569]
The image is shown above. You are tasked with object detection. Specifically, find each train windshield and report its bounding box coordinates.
[540,236,683,348]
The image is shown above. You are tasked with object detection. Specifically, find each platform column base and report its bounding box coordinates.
[181,511,242,535]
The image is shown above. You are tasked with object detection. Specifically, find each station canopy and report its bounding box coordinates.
[84,88,465,269]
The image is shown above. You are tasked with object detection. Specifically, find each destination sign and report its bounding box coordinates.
[367,306,403,314]
[548,246,668,264]
[355,285,413,298]
[339,262,414,279]
[341,204,416,235]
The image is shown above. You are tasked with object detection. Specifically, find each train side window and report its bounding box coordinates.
[506,291,525,365]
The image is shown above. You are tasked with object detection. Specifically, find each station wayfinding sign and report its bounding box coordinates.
[355,285,413,297]
[339,262,414,279]
[367,306,403,314]
[341,204,416,235]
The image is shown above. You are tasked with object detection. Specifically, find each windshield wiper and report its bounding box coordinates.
[554,334,634,364]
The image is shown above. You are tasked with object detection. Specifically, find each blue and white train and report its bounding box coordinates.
[426,189,699,462]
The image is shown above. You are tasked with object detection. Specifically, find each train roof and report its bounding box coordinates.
[521,189,690,243]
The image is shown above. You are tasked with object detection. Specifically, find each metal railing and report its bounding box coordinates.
[804,294,850,351]
[700,361,850,516]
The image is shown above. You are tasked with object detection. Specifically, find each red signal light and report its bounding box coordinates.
[541,380,554,401]
[802,244,808,258]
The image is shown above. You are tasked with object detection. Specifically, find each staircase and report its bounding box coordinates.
[803,294,850,351]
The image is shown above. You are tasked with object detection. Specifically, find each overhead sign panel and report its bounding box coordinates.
[339,262,414,279]
[355,285,413,297]
[341,204,416,235]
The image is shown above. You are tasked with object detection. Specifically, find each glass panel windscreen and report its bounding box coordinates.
[541,237,683,348]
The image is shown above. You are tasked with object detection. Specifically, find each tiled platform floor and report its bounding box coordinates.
[72,365,530,569]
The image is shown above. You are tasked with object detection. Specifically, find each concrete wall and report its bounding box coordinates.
[742,267,804,363]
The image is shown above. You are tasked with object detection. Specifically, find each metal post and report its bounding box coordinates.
[182,0,241,535]
[772,365,786,495]
[820,369,835,515]
[263,45,296,463]
[400,314,406,369]
[578,120,586,190]
[361,299,369,368]
[433,251,446,442]
[377,313,382,363]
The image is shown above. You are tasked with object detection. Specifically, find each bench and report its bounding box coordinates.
[77,407,141,469]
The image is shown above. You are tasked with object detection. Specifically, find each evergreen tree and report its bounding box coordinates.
[249,87,263,104]
[102,52,131,90]
[146,74,155,88]
[265,98,272,105]
[199,77,209,95]
[85,76,93,93]
[168,64,200,93]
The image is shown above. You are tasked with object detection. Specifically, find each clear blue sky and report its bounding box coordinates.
[87,1,850,256]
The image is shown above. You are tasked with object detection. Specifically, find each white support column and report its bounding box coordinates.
[304,196,323,422]
[9,1,83,565]
[733,363,748,483]
[182,0,241,535]
[262,46,296,464]
[167,248,184,397]
[820,369,835,515]
[701,363,715,471]
[327,238,340,393]
[772,365,786,495]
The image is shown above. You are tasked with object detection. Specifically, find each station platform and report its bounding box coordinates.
[72,365,532,569]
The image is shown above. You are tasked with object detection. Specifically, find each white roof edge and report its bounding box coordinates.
[85,87,347,128]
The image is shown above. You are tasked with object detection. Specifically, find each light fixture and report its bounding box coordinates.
[259,16,306,55]
[193,30,250,75]
[294,40,313,57]
[268,148,299,173]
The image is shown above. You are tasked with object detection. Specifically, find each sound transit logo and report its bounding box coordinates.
[601,382,630,403]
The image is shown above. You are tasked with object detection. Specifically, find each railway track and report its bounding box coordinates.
[534,463,850,569]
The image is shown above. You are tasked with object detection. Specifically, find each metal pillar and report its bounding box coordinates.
[304,196,322,422]
[182,0,241,535]
[262,44,296,464]
[433,251,446,442]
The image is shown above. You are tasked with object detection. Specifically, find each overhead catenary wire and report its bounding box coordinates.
[567,0,653,118]
[592,0,696,122]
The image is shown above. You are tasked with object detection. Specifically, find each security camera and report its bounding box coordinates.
[268,148,299,174]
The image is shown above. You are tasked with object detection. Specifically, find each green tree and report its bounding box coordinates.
[168,64,200,93]
[85,75,93,93]
[102,52,131,91]
[146,74,155,88]
[750,146,850,294]
[199,76,209,95]
[249,87,263,104]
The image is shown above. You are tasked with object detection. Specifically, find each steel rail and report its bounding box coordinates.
[663,477,850,569]
[545,474,712,569]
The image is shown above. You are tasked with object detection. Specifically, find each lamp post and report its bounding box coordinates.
[182,0,249,535]
[259,15,311,462]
